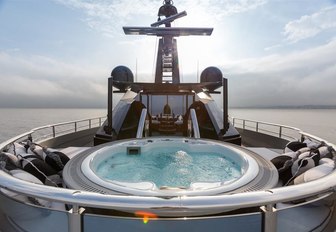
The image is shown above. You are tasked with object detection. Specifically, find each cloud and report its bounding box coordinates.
[224,38,336,107]
[3,1,335,108]
[1,38,335,108]
[205,0,267,16]
[0,52,108,108]
[283,6,336,43]
[54,0,157,37]
[54,0,267,37]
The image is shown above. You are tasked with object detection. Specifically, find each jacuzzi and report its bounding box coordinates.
[63,138,278,197]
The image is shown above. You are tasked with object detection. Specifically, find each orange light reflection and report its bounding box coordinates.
[135,211,158,224]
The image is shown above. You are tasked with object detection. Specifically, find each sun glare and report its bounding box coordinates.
[177,36,219,80]
[172,7,231,76]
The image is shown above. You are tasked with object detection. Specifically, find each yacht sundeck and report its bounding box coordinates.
[1,1,336,232]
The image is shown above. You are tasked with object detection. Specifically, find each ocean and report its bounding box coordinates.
[0,108,106,143]
[0,108,335,144]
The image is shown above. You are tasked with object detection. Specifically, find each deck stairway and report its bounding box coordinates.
[162,53,173,83]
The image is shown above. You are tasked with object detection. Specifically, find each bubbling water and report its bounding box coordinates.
[95,148,241,188]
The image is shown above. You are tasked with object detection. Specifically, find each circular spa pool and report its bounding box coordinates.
[63,138,279,196]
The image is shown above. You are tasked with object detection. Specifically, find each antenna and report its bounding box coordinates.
[135,58,138,82]
[197,60,199,83]
[151,11,187,27]
[123,2,213,84]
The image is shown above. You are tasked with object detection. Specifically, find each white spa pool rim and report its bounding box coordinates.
[81,138,259,196]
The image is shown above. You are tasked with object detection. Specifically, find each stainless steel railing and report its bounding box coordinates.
[0,116,106,151]
[1,117,335,208]
[231,117,335,145]
[0,116,335,232]
[232,117,300,140]
[0,162,335,217]
[0,163,335,209]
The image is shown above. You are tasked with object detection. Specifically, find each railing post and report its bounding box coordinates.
[300,134,305,142]
[232,118,235,126]
[256,122,259,132]
[68,205,85,232]
[243,120,246,130]
[52,126,56,138]
[261,204,277,232]
[222,78,229,132]
[75,122,77,132]
[89,119,92,129]
[99,117,102,126]
[279,126,282,138]
[105,77,113,135]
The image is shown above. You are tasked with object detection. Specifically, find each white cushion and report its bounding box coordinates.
[294,159,334,185]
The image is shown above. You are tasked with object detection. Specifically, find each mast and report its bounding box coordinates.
[123,0,213,84]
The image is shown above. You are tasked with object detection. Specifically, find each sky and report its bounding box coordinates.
[0,0,335,108]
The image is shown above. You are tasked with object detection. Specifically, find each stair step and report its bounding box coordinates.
[163,64,172,68]
[162,71,172,75]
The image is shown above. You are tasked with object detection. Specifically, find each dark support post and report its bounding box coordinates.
[223,78,229,133]
[150,95,153,115]
[185,94,188,114]
[104,77,113,135]
[146,94,149,109]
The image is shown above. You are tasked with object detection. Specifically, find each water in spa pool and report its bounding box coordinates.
[94,148,242,188]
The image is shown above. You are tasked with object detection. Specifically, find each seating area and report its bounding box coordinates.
[148,102,184,134]
[151,113,184,134]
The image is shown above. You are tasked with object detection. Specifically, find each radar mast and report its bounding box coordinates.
[123,1,213,84]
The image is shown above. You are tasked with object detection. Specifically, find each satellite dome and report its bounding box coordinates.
[111,66,134,90]
[200,66,223,83]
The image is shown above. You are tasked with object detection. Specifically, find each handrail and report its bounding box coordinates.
[232,117,300,140]
[136,109,148,138]
[190,109,200,139]
[0,116,335,217]
[0,116,106,151]
[0,166,336,214]
[231,117,336,146]
[232,117,301,132]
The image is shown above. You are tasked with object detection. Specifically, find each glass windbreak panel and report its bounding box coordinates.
[0,193,68,232]
[84,213,262,232]
[145,94,194,117]
[188,95,193,109]
[276,202,332,232]
[141,95,148,108]
[167,95,184,116]
[150,95,166,116]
